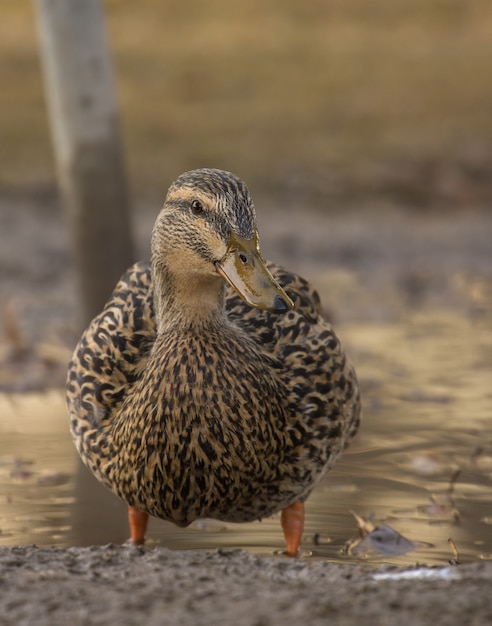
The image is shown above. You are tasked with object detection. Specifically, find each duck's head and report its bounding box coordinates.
[151,168,293,319]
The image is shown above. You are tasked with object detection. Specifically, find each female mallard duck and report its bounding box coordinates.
[67,168,361,556]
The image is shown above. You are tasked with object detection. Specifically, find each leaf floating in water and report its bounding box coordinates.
[419,469,461,523]
[348,512,417,557]
[421,495,460,523]
[190,519,228,533]
[350,510,376,537]
[409,451,442,477]
[470,446,492,473]
[350,524,418,557]
[312,533,333,547]
[9,457,35,481]
[448,537,461,565]
[35,471,70,487]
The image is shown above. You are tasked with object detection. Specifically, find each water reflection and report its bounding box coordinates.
[0,312,491,566]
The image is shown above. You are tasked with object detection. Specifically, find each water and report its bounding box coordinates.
[1,311,491,567]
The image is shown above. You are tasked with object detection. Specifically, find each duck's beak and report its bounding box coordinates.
[215,230,294,313]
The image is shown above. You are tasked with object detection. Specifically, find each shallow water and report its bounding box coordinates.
[1,311,491,567]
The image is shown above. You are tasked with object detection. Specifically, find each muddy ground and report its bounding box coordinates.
[0,544,490,626]
[1,191,492,624]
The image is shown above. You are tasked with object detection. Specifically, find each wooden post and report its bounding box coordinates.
[34,0,135,328]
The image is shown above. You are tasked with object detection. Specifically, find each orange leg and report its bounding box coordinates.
[128,506,149,545]
[281,501,304,556]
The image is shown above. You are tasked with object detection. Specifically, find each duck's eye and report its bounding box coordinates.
[191,200,203,215]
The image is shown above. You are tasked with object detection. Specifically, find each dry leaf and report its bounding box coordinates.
[350,523,418,557]
[349,510,375,537]
[347,512,417,557]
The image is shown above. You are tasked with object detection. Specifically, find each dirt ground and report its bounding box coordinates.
[1,190,492,624]
[1,544,492,626]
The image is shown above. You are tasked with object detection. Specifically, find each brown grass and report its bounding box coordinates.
[2,0,492,206]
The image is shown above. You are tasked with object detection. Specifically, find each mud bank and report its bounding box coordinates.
[1,545,491,625]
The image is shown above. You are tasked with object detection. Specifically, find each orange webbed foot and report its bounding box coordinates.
[128,506,149,545]
[281,501,304,557]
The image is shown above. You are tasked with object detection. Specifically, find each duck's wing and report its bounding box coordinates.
[226,261,361,455]
[225,261,325,347]
[66,261,156,435]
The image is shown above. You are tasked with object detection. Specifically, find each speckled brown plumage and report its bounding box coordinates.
[66,168,361,542]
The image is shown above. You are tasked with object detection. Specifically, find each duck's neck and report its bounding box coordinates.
[152,259,228,333]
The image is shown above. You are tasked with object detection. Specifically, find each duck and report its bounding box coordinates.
[66,168,361,556]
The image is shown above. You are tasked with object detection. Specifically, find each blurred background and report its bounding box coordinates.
[2,0,491,339]
[0,0,491,563]
[2,0,492,205]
